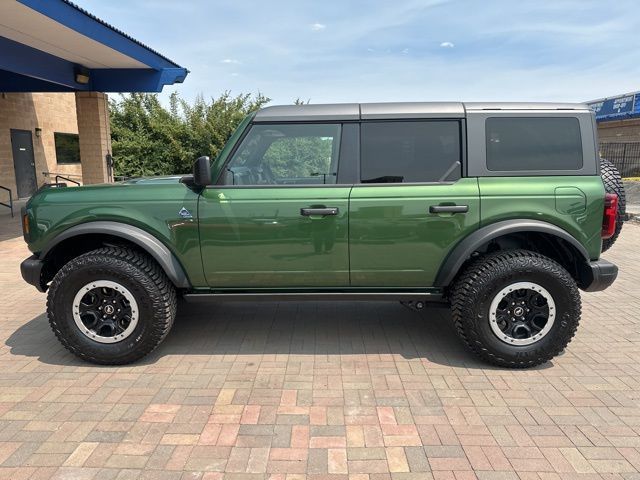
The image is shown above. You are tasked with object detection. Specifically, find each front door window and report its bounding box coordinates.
[223,123,341,185]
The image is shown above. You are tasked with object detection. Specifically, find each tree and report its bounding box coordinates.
[263,135,334,180]
[109,91,269,177]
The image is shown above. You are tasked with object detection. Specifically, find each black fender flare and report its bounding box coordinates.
[434,219,590,287]
[41,221,191,289]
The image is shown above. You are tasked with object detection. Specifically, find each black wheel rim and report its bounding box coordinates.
[489,282,555,346]
[72,281,139,343]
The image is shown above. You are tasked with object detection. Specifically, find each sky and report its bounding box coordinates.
[75,0,640,106]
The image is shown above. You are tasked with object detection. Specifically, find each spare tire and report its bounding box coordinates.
[600,158,626,252]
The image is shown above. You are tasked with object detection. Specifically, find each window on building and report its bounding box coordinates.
[360,121,461,183]
[54,133,81,164]
[486,117,583,171]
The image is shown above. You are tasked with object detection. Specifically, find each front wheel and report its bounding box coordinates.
[47,247,177,365]
[451,250,581,368]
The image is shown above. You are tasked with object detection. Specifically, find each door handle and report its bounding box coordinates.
[300,207,339,216]
[429,205,469,214]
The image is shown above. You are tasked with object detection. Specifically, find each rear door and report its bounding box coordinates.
[199,122,355,288]
[349,120,480,286]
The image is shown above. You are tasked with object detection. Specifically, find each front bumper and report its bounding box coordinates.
[20,255,46,292]
[581,259,618,292]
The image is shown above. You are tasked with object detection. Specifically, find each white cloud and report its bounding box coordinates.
[311,23,326,31]
[221,58,240,64]
[440,41,455,48]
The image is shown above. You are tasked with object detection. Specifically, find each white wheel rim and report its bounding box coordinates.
[488,281,556,346]
[72,280,139,344]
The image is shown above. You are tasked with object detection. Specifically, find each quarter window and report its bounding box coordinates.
[360,121,461,183]
[224,124,341,185]
[486,117,583,171]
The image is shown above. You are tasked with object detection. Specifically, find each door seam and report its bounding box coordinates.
[347,185,354,286]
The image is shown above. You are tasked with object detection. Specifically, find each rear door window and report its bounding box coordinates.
[360,121,461,183]
[486,117,583,171]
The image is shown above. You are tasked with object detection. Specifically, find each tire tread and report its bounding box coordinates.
[451,249,581,368]
[46,246,177,365]
[600,158,626,252]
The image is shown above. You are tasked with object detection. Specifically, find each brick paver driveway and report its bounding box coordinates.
[1,210,639,480]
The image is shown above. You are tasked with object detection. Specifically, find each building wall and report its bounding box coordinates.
[0,92,81,198]
[597,118,640,143]
[76,92,112,185]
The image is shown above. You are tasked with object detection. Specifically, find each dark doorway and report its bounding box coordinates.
[10,129,37,198]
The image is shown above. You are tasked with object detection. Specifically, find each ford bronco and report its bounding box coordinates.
[20,102,624,367]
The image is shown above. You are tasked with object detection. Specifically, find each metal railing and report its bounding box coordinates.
[0,185,13,217]
[599,142,640,178]
[54,174,81,186]
[41,171,82,189]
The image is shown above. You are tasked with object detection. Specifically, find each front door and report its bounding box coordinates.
[11,129,37,198]
[199,122,352,288]
[349,120,480,286]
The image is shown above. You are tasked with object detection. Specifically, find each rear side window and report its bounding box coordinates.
[486,117,583,171]
[360,121,461,183]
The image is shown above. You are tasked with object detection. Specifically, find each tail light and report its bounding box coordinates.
[601,193,618,239]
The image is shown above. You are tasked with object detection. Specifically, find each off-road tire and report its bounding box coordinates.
[47,247,177,365]
[600,158,625,252]
[451,250,580,368]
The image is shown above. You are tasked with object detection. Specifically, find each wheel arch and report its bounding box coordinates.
[40,221,191,289]
[435,219,591,288]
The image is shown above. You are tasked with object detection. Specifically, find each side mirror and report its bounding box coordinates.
[192,156,212,187]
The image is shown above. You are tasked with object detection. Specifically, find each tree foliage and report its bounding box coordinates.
[264,136,334,180]
[109,91,270,177]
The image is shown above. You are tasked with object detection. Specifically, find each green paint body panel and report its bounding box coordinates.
[24,174,606,290]
[478,176,604,260]
[199,186,350,287]
[26,177,206,287]
[349,178,480,286]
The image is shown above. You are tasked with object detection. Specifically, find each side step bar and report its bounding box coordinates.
[183,291,445,303]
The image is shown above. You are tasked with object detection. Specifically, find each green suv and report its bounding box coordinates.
[20,102,623,368]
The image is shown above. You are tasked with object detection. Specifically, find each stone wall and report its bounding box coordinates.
[0,92,81,198]
[75,92,112,185]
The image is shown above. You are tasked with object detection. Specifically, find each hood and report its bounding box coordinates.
[118,175,186,185]
[26,175,188,209]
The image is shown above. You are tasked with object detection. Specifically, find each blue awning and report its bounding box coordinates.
[0,0,188,92]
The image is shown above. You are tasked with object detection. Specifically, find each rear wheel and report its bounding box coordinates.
[451,250,580,368]
[600,158,626,252]
[47,247,177,364]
